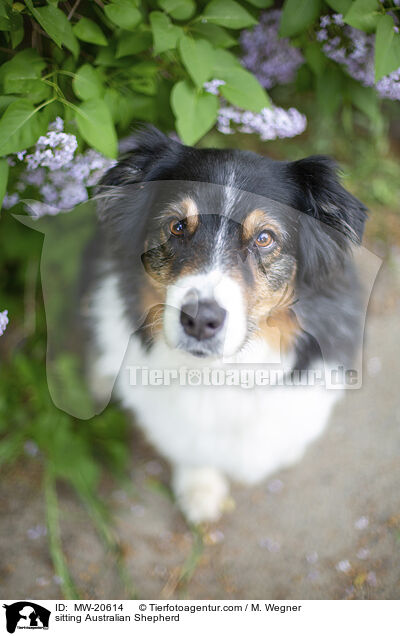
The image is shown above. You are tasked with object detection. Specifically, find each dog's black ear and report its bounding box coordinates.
[288,155,368,286]
[96,127,183,258]
[100,125,182,187]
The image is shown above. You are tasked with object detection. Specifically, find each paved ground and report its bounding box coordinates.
[1,254,399,601]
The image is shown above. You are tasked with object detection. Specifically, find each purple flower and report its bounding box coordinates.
[217,104,307,140]
[336,559,351,572]
[241,10,304,90]
[25,130,78,171]
[366,571,377,586]
[356,548,370,560]
[2,193,20,209]
[317,29,328,42]
[355,515,369,530]
[49,116,64,132]
[22,119,78,172]
[0,310,9,336]
[306,551,319,564]
[320,15,331,28]
[259,537,280,552]
[22,168,46,187]
[204,79,226,95]
[6,119,116,218]
[317,15,400,101]
[27,524,47,540]
[333,13,344,26]
[24,440,39,457]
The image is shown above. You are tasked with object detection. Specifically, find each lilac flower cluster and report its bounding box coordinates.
[240,10,304,89]
[25,117,78,171]
[203,79,226,95]
[214,102,306,140]
[204,80,307,140]
[0,310,9,336]
[3,119,115,217]
[317,14,400,101]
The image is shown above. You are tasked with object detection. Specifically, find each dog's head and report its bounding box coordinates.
[98,127,367,359]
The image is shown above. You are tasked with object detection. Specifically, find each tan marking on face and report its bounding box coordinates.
[141,238,173,286]
[157,197,199,234]
[248,264,298,351]
[264,307,300,352]
[139,279,166,340]
[242,209,282,243]
[181,197,199,234]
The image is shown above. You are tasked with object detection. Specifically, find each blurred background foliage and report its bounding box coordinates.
[1,0,400,598]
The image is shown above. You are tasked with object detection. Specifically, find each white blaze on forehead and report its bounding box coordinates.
[163,269,247,357]
[223,169,238,215]
[213,170,239,264]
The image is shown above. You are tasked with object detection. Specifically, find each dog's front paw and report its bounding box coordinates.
[172,466,229,524]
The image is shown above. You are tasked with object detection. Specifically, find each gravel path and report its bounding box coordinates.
[1,260,399,600]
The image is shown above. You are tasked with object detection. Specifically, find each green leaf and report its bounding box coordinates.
[150,11,183,54]
[325,0,351,13]
[158,0,195,20]
[0,99,49,155]
[191,22,236,48]
[125,61,158,95]
[316,66,343,116]
[129,76,157,95]
[171,80,218,145]
[0,158,9,209]
[211,48,270,111]
[245,0,273,7]
[347,81,381,125]
[11,25,24,49]
[279,0,321,37]
[374,14,400,82]
[220,68,270,111]
[25,0,79,57]
[95,47,117,67]
[0,96,17,116]
[116,30,152,57]
[343,0,380,32]
[0,49,45,94]
[103,88,122,123]
[104,0,142,32]
[179,36,215,88]
[118,92,157,127]
[0,49,50,103]
[212,48,241,75]
[201,0,257,29]
[304,42,326,76]
[72,64,105,100]
[75,99,117,158]
[129,61,159,76]
[0,1,23,32]
[72,17,108,46]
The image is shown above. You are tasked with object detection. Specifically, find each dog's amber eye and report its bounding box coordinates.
[255,230,274,249]
[169,219,185,237]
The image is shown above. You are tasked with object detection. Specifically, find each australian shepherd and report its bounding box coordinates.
[83,126,367,524]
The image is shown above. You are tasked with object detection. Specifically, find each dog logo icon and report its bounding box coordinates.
[2,602,51,633]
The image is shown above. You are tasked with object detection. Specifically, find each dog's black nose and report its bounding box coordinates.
[180,300,226,341]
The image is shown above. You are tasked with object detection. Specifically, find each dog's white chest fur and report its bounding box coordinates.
[91,275,340,481]
[90,274,340,521]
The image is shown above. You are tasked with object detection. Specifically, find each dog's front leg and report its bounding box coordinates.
[172,465,229,524]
